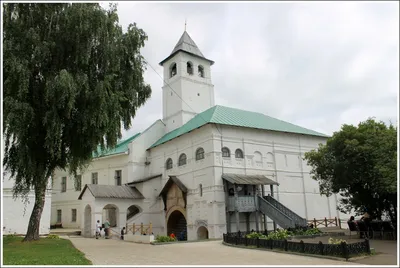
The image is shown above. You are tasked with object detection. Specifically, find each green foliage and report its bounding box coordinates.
[3,3,151,240]
[245,232,267,239]
[3,236,92,265]
[304,119,397,221]
[155,235,177,243]
[265,229,291,240]
[46,234,60,239]
[328,237,347,245]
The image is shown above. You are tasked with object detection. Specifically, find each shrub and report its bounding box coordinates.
[304,228,322,235]
[46,234,60,239]
[328,237,346,244]
[155,235,176,243]
[246,232,267,239]
[265,229,292,240]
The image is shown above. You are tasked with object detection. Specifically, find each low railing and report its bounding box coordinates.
[227,196,256,212]
[265,196,307,227]
[308,217,341,229]
[223,232,371,260]
[126,222,152,235]
[258,196,296,229]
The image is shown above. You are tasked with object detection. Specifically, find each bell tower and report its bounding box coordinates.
[159,31,215,133]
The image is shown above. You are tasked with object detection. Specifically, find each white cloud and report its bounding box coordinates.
[106,1,398,139]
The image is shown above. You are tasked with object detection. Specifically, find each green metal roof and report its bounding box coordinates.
[93,132,141,158]
[149,105,328,149]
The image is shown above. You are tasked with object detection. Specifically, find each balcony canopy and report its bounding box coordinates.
[222,173,279,186]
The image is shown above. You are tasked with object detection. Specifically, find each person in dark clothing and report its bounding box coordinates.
[120,227,126,240]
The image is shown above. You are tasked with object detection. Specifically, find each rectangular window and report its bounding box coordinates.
[92,173,98,184]
[75,175,82,191]
[61,177,67,192]
[71,209,77,222]
[57,209,62,223]
[115,170,122,186]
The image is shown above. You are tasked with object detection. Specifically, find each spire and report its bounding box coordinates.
[159,31,214,66]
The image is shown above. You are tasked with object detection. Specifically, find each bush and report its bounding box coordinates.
[46,234,60,239]
[246,232,267,239]
[155,235,176,243]
[265,229,292,240]
[328,237,346,244]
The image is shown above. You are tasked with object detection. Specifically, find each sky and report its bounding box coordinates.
[102,1,399,139]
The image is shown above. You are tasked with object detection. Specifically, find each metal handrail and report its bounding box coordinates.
[258,196,296,229]
[265,195,307,227]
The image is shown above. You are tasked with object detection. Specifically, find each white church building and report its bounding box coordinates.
[51,31,347,240]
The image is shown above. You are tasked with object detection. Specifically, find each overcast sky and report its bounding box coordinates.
[102,1,399,139]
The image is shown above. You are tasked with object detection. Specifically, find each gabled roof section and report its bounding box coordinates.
[158,176,188,211]
[222,173,279,186]
[159,31,214,66]
[78,184,144,200]
[93,132,141,158]
[149,105,329,149]
[126,174,163,185]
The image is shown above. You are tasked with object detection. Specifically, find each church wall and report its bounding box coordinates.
[2,171,52,235]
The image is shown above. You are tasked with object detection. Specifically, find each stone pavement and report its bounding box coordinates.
[64,236,356,265]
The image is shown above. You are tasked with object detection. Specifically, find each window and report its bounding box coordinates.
[195,148,205,160]
[221,147,230,158]
[71,209,77,222]
[187,62,193,75]
[61,177,67,192]
[166,158,173,170]
[235,149,244,159]
[57,209,62,223]
[92,172,98,184]
[170,63,177,78]
[198,65,204,77]
[115,170,122,186]
[75,175,82,191]
[178,153,187,166]
[199,184,203,197]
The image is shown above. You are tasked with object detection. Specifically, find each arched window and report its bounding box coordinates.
[221,147,230,158]
[235,149,244,159]
[187,62,193,75]
[198,65,204,77]
[199,184,203,197]
[195,148,205,160]
[166,158,173,170]
[170,63,177,78]
[178,153,187,166]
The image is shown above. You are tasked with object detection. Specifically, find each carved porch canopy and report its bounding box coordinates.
[222,173,279,186]
[158,176,188,211]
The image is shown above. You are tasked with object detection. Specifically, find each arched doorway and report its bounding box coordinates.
[102,204,119,227]
[126,205,141,222]
[167,210,187,241]
[197,226,209,240]
[84,205,92,237]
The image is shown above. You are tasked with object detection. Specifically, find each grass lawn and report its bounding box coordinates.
[3,235,92,265]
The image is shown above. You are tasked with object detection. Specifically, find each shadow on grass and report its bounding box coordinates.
[3,235,92,265]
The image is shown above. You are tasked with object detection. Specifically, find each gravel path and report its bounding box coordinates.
[64,236,357,265]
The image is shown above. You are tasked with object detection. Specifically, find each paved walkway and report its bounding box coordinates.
[65,237,356,265]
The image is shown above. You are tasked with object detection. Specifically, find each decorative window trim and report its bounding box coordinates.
[235,149,244,159]
[195,147,205,160]
[221,147,230,158]
[166,158,173,170]
[178,153,187,166]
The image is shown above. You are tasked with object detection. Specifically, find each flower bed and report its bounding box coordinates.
[223,231,371,260]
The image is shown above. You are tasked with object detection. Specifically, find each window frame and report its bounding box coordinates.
[198,65,205,77]
[195,148,205,160]
[75,175,82,191]
[221,147,231,158]
[170,63,177,78]
[115,170,122,186]
[178,153,187,166]
[166,158,173,170]
[57,209,62,223]
[61,177,67,192]
[71,209,77,222]
[235,149,244,159]
[92,172,98,184]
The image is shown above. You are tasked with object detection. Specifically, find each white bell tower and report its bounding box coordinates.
[159,31,215,133]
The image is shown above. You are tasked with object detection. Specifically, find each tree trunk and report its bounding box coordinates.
[23,184,47,242]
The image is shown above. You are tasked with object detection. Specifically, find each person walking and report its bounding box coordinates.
[104,219,111,239]
[95,220,101,239]
[120,227,126,240]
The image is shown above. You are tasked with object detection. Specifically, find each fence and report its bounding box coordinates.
[223,232,370,260]
[307,217,342,229]
[126,222,152,235]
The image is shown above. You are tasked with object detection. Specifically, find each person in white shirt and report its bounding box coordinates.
[96,220,101,239]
